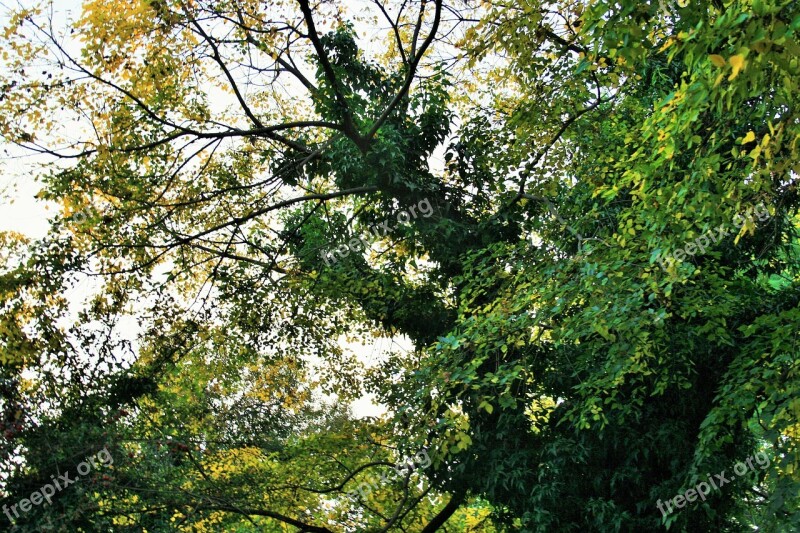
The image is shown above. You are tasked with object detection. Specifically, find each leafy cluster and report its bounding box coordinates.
[0,0,798,532]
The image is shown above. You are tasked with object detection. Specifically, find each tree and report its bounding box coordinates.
[1,0,799,531]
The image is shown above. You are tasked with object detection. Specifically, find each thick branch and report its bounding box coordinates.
[297,0,361,142]
[420,490,466,532]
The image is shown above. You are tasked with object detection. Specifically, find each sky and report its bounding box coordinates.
[1,0,85,237]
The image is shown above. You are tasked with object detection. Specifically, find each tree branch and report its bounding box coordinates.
[297,0,361,143]
[372,0,408,65]
[170,186,379,247]
[420,490,466,532]
[196,503,334,532]
[365,0,443,140]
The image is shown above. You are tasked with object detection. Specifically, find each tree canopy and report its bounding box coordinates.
[1,0,799,531]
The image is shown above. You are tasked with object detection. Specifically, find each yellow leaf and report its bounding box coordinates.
[728,54,745,80]
[709,54,726,68]
[734,218,756,245]
[742,131,756,144]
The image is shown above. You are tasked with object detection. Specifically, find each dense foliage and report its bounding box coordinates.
[1,0,798,531]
